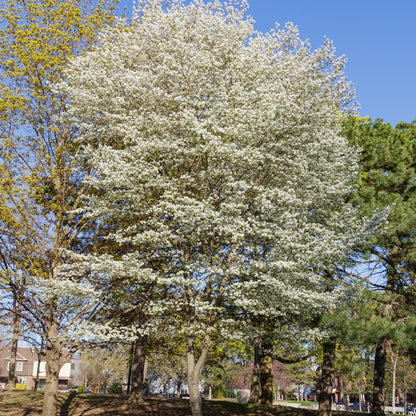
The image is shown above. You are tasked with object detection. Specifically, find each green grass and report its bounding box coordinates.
[279,400,317,406]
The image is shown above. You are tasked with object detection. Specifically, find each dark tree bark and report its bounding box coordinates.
[129,335,148,403]
[34,349,42,391]
[42,305,62,416]
[249,337,261,404]
[371,273,395,416]
[7,300,21,390]
[318,338,336,416]
[126,341,134,395]
[260,338,273,406]
[372,339,388,416]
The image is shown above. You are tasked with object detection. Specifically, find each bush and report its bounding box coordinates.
[77,386,84,393]
[108,383,122,394]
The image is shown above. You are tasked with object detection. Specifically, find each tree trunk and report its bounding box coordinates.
[275,384,280,401]
[403,355,408,416]
[372,339,388,416]
[176,378,182,399]
[126,341,134,395]
[188,368,202,416]
[260,338,273,406]
[391,351,398,415]
[42,307,61,416]
[34,349,42,391]
[249,337,261,404]
[186,335,210,416]
[318,338,336,416]
[7,301,21,390]
[126,364,132,395]
[129,335,148,403]
[42,342,61,416]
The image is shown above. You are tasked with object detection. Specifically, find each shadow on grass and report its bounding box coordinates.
[59,392,77,416]
[22,409,41,416]
[3,393,374,416]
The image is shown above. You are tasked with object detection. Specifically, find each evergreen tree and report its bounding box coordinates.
[342,117,416,416]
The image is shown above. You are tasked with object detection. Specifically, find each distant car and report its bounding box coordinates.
[180,393,190,399]
[396,405,413,412]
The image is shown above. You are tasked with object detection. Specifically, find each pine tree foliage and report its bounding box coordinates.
[342,117,416,416]
[60,1,369,414]
[341,117,416,344]
[343,118,416,286]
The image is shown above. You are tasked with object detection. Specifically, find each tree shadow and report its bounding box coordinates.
[22,408,41,416]
[59,392,77,416]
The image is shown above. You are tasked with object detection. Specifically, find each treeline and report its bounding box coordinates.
[0,2,415,416]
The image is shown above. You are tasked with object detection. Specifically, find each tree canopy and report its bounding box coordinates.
[59,1,367,415]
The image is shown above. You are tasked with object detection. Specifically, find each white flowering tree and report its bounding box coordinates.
[61,1,364,415]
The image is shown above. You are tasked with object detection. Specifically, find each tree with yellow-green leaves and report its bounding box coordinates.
[0,1,120,415]
[0,170,35,391]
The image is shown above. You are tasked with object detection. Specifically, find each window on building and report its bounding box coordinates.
[39,362,46,372]
[7,362,23,371]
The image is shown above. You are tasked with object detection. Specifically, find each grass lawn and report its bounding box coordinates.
[0,390,369,416]
[280,400,318,406]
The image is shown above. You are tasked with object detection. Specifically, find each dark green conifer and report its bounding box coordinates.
[342,118,416,416]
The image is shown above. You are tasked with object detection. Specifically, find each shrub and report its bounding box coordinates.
[108,383,122,394]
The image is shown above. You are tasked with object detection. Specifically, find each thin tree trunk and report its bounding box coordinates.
[260,338,273,406]
[249,337,261,404]
[391,351,398,415]
[7,301,21,390]
[34,349,42,391]
[129,335,148,403]
[372,339,388,416]
[126,364,132,395]
[126,341,134,395]
[403,355,407,416]
[176,377,183,399]
[318,338,336,416]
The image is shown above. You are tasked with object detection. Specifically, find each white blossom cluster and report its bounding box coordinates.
[59,0,366,348]
[29,275,101,342]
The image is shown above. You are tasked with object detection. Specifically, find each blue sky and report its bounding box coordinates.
[247,0,416,126]
[120,0,416,126]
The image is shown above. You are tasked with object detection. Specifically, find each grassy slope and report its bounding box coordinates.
[0,391,368,416]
